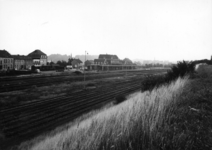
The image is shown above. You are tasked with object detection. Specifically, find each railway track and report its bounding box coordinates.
[0,69,167,93]
[0,72,123,93]
[0,69,167,81]
[0,80,141,140]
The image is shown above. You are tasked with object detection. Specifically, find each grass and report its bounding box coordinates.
[18,75,208,150]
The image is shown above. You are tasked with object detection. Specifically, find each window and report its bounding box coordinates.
[8,59,10,63]
[0,60,2,65]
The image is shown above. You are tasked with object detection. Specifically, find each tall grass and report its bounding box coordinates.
[19,77,188,150]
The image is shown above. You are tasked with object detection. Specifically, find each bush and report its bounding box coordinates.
[141,75,166,91]
[166,60,195,80]
[141,61,195,92]
[114,95,126,104]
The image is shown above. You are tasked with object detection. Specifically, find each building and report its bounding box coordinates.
[0,50,14,70]
[94,54,121,65]
[24,56,33,70]
[28,49,47,66]
[96,54,121,65]
[85,60,94,66]
[71,58,82,68]
[12,55,25,70]
[94,59,107,65]
[12,55,33,70]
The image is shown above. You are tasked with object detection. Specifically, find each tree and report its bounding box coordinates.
[68,58,74,65]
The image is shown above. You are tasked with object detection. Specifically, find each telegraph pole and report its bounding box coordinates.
[84,51,88,89]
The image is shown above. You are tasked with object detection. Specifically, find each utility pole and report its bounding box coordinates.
[84,51,88,89]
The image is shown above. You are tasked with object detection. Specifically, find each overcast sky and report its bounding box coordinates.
[0,0,211,61]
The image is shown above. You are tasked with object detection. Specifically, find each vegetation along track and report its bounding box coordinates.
[0,80,141,141]
[0,69,167,93]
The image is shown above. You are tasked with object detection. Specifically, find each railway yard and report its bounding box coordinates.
[0,68,168,149]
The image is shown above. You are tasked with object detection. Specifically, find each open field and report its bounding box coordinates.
[15,67,212,150]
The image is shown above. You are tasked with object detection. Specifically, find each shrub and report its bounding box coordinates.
[166,60,195,80]
[114,95,126,104]
[141,61,195,92]
[141,75,166,91]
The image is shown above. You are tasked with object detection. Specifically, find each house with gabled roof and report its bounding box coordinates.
[85,60,94,66]
[0,50,14,70]
[94,54,121,65]
[28,49,47,66]
[71,58,83,68]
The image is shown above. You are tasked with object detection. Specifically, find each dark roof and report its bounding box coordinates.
[28,49,47,59]
[12,55,32,60]
[99,54,119,60]
[85,60,94,63]
[72,59,82,64]
[0,50,12,58]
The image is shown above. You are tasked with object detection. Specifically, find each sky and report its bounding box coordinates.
[0,0,211,62]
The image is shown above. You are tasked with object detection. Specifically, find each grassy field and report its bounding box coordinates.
[16,66,212,150]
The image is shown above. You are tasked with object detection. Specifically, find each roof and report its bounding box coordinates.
[12,55,32,60]
[28,49,47,59]
[85,60,94,62]
[99,54,119,60]
[0,50,12,58]
[85,60,94,66]
[72,59,82,64]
